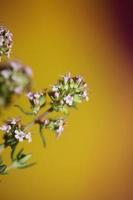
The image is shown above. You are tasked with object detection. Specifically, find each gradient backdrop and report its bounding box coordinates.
[0,1,133,200]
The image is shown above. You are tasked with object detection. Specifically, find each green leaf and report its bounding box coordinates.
[60,106,68,115]
[14,104,34,115]
[33,106,40,115]
[39,125,46,148]
[0,164,7,174]
[73,95,82,103]
[19,154,32,164]
[17,148,24,160]
[17,162,36,169]
[11,145,17,161]
[39,95,46,107]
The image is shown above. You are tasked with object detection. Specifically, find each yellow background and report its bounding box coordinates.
[0,1,133,200]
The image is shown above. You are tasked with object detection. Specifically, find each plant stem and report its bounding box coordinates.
[0,144,4,154]
[35,107,53,123]
[4,161,18,173]
[24,120,35,131]
[24,107,53,131]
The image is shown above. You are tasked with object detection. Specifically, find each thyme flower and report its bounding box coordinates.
[48,73,89,113]
[0,25,90,175]
[0,118,32,148]
[14,130,26,142]
[0,26,13,59]
[42,118,65,137]
[0,60,32,106]
[27,91,46,114]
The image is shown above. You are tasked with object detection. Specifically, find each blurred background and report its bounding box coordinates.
[0,1,133,200]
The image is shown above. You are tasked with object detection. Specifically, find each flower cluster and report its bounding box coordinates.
[0,25,89,175]
[0,26,13,59]
[0,60,32,106]
[27,91,46,114]
[42,118,65,137]
[48,73,89,113]
[0,118,32,148]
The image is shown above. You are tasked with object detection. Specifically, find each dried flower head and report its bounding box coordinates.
[0,26,13,59]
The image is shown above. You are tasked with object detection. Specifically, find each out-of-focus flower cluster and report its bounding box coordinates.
[42,118,65,138]
[48,73,89,114]
[0,60,32,106]
[0,118,32,148]
[0,26,13,59]
[27,91,46,114]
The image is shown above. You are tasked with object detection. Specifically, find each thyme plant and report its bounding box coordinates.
[0,26,89,175]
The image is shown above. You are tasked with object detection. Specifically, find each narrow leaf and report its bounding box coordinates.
[39,126,46,148]
[14,105,34,115]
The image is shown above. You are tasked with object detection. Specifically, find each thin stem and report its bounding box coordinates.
[4,161,17,173]
[36,107,53,123]
[24,107,53,131]
[14,105,34,115]
[24,120,35,131]
[39,126,46,147]
[0,144,4,154]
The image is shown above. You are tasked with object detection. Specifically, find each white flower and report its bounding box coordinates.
[44,119,49,125]
[57,119,64,126]
[10,61,22,71]
[63,73,71,84]
[64,95,73,106]
[56,125,64,137]
[27,92,43,105]
[83,83,87,88]
[1,70,11,79]
[77,75,83,83]
[24,67,33,77]
[34,93,41,99]
[27,92,33,100]
[5,31,13,41]
[54,92,60,98]
[14,86,23,94]
[0,124,11,132]
[82,90,89,101]
[0,26,13,57]
[52,85,59,92]
[10,118,17,125]
[55,119,65,137]
[25,132,32,143]
[0,36,4,46]
[14,130,26,142]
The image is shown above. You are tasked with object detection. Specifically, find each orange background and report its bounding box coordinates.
[0,1,133,200]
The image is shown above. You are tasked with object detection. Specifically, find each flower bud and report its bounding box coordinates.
[42,118,65,137]
[27,91,46,114]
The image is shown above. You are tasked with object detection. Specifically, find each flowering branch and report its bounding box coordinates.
[0,25,89,175]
